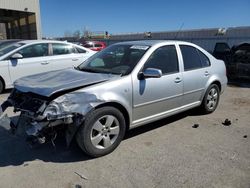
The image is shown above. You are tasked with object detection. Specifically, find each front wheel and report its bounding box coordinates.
[76,107,126,157]
[200,84,220,114]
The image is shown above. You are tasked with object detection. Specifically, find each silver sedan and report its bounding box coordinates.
[1,40,227,157]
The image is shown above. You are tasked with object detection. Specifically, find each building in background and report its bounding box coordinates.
[0,0,41,39]
[103,26,250,53]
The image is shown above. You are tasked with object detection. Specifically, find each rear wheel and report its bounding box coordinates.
[76,107,126,157]
[201,84,220,114]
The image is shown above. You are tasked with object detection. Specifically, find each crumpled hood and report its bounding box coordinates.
[14,68,118,97]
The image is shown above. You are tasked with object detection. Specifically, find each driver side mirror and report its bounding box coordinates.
[138,68,162,80]
[10,53,23,59]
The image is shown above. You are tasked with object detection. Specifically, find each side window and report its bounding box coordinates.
[83,44,93,48]
[95,43,102,48]
[180,45,202,71]
[18,43,48,58]
[144,45,179,74]
[198,50,210,67]
[75,47,86,53]
[52,44,75,55]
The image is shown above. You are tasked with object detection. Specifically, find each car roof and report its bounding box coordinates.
[83,41,105,44]
[114,40,194,47]
[17,40,73,45]
[0,39,22,43]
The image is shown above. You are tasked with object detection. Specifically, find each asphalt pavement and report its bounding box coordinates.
[0,85,249,188]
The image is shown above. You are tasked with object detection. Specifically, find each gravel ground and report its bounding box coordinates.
[0,85,249,188]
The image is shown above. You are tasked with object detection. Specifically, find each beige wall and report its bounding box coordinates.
[0,0,42,39]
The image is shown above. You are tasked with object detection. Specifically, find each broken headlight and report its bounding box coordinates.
[43,102,74,120]
[43,102,62,120]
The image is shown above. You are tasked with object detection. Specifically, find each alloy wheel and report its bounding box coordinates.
[206,87,218,110]
[90,115,120,149]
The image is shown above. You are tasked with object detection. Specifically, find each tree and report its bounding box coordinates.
[73,30,81,39]
[64,30,73,37]
[83,26,91,39]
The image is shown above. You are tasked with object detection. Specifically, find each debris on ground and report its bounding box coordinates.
[192,124,199,128]
[75,184,82,188]
[74,172,88,180]
[243,135,247,138]
[222,119,231,126]
[0,114,10,128]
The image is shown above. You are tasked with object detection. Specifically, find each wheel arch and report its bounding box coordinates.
[95,102,131,132]
[210,80,221,92]
[0,75,6,92]
[201,78,222,102]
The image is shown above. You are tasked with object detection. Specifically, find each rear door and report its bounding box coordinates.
[49,43,88,70]
[132,45,183,123]
[179,45,211,105]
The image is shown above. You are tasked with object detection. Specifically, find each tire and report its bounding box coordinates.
[76,107,126,157]
[0,79,4,94]
[200,84,220,114]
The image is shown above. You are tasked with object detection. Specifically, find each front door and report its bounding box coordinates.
[132,45,183,125]
[9,43,51,83]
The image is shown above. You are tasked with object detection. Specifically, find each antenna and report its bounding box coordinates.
[174,23,184,40]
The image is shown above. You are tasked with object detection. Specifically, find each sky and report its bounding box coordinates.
[40,0,250,38]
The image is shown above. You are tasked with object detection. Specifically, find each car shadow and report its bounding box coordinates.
[0,109,200,167]
[124,110,193,139]
[0,115,92,167]
[1,89,12,94]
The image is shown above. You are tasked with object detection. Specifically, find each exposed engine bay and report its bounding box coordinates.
[0,68,116,147]
[1,88,106,147]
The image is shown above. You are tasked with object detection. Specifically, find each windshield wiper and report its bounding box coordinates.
[79,67,122,76]
[73,66,80,70]
[79,67,103,73]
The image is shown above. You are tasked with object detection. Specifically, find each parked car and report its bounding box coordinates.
[1,40,227,157]
[82,41,106,51]
[0,39,22,50]
[213,42,250,80]
[0,40,96,93]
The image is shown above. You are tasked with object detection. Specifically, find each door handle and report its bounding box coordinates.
[204,71,210,76]
[174,77,182,83]
[72,58,79,61]
[41,61,49,65]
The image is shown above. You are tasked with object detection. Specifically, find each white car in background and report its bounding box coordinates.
[0,40,96,93]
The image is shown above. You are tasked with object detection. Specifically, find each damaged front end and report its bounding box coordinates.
[1,88,104,147]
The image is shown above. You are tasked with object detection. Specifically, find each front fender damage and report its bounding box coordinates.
[0,92,105,147]
[52,92,105,145]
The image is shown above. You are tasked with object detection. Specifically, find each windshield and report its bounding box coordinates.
[0,43,25,56]
[78,44,150,75]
